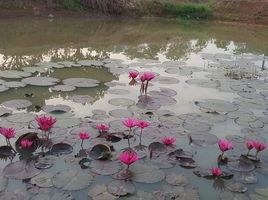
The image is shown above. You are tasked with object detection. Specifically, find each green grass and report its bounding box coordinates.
[57,0,83,11]
[163,2,213,20]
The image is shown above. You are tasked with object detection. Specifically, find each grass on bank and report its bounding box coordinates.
[163,2,213,20]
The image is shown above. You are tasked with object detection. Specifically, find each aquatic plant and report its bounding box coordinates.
[119,150,139,169]
[135,120,150,150]
[0,127,16,146]
[20,139,33,149]
[162,136,176,145]
[254,141,267,158]
[139,71,156,95]
[246,140,255,155]
[122,118,138,149]
[218,139,233,160]
[211,167,222,177]
[79,132,91,148]
[35,116,56,139]
[96,124,110,133]
[129,71,139,86]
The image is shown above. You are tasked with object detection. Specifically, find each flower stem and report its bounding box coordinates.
[127,128,131,148]
[81,139,84,148]
[139,128,143,144]
[246,149,250,155]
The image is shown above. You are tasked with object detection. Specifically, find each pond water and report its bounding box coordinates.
[0,18,268,200]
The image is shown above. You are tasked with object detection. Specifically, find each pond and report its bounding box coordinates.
[0,18,268,200]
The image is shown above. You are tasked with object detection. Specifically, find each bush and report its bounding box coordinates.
[163,2,212,19]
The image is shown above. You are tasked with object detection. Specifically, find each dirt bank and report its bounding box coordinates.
[0,0,267,26]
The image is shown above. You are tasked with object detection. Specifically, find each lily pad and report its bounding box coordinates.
[219,191,250,200]
[186,79,220,88]
[22,77,60,86]
[62,78,99,88]
[50,85,76,92]
[55,118,81,128]
[226,182,247,193]
[90,160,121,175]
[250,187,268,200]
[183,120,211,132]
[107,180,135,196]
[131,163,165,183]
[0,146,16,157]
[234,172,258,184]
[195,99,238,112]
[4,81,26,88]
[89,144,112,160]
[108,98,135,107]
[51,143,73,155]
[0,70,31,78]
[109,109,133,118]
[2,99,32,109]
[30,172,54,188]
[43,104,71,113]
[227,157,255,172]
[3,160,41,180]
[148,142,167,154]
[88,184,118,200]
[7,112,36,123]
[34,155,57,169]
[0,107,12,116]
[77,60,104,67]
[53,169,93,191]
[31,192,73,200]
[156,76,180,84]
[165,173,188,186]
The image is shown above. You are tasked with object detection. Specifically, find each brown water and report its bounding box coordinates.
[0,18,268,200]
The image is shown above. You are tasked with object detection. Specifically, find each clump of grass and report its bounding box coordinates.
[163,2,212,20]
[57,0,83,11]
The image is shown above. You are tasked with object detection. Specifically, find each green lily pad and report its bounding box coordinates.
[22,77,60,86]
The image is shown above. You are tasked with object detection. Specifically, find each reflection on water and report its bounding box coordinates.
[0,18,268,69]
[0,18,268,200]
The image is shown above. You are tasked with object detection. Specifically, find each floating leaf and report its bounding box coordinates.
[0,70,31,78]
[0,107,12,116]
[165,173,188,186]
[53,169,93,191]
[51,143,73,155]
[195,99,238,112]
[7,112,36,123]
[30,172,54,188]
[89,144,112,160]
[219,191,250,200]
[88,184,118,200]
[1,99,32,109]
[109,109,133,118]
[108,98,135,107]
[50,85,76,92]
[90,160,121,175]
[32,192,73,200]
[69,95,93,104]
[131,163,165,183]
[62,78,99,87]
[34,155,57,169]
[107,180,135,196]
[22,77,60,86]
[43,104,71,113]
[3,160,41,180]
[226,182,247,193]
[227,157,255,172]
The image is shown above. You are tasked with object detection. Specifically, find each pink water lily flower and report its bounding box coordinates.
[123,118,138,149]
[246,140,255,155]
[123,118,138,129]
[79,132,91,148]
[136,120,150,129]
[119,151,139,168]
[129,71,139,79]
[162,137,176,145]
[143,71,156,81]
[79,132,91,140]
[96,124,110,133]
[211,167,222,177]
[20,139,33,149]
[0,127,16,139]
[36,116,56,132]
[218,139,233,152]
[0,127,16,146]
[254,141,267,157]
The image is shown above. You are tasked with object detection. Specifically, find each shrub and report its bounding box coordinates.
[163,2,212,19]
[57,0,83,11]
